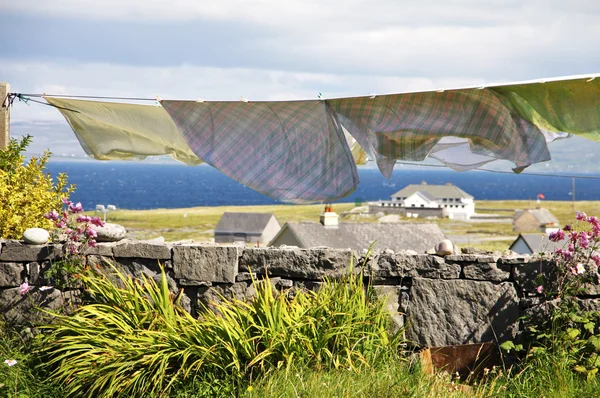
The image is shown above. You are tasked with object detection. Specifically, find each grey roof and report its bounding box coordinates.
[510,233,567,254]
[514,208,559,225]
[215,212,277,234]
[271,222,446,252]
[392,183,473,200]
[412,190,437,202]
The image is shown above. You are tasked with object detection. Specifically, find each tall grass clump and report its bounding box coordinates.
[38,257,401,397]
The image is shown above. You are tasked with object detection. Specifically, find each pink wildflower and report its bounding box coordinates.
[90,216,105,227]
[43,210,59,221]
[548,230,565,242]
[563,224,573,232]
[579,233,590,249]
[69,202,84,214]
[85,226,98,239]
[68,244,78,255]
[592,255,600,266]
[87,240,97,248]
[576,211,587,221]
[76,215,92,223]
[55,220,67,229]
[4,360,17,367]
[19,282,30,295]
[61,198,71,205]
[568,243,575,252]
[536,285,543,294]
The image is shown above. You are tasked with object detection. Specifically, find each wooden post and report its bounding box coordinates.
[0,82,9,148]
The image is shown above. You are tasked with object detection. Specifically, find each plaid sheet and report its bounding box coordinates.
[161,100,359,203]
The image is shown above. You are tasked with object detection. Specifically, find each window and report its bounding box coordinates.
[462,205,465,208]
[420,204,424,207]
[411,204,416,207]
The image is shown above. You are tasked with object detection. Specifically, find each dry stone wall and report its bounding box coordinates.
[1,239,599,348]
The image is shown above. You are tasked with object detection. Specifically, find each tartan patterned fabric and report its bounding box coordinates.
[161,100,359,203]
[328,88,553,178]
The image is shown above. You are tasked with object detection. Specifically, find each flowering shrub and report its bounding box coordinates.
[0,135,74,239]
[43,200,105,289]
[504,212,600,380]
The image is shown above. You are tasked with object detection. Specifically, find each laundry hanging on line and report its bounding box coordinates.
[44,74,600,203]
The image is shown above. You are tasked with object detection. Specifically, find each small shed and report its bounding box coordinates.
[214,212,281,245]
[509,233,567,255]
[513,208,559,233]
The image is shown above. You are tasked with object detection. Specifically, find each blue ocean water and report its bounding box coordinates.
[45,161,600,211]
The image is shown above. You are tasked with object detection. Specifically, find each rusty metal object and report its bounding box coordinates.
[419,342,500,379]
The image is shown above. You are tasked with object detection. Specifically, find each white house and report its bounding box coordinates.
[378,182,475,220]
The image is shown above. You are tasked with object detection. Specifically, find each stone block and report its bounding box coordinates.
[81,242,116,257]
[197,282,250,313]
[87,256,168,280]
[0,263,26,287]
[405,278,520,347]
[512,258,549,292]
[113,240,171,259]
[173,245,239,283]
[463,262,511,282]
[374,285,404,335]
[239,248,354,279]
[0,241,62,262]
[370,254,460,279]
[0,287,80,325]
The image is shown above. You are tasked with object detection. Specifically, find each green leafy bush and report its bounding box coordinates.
[0,135,74,239]
[39,258,401,397]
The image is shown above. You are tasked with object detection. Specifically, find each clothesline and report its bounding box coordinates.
[5,72,600,203]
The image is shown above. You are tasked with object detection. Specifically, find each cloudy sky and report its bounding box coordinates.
[2,0,600,158]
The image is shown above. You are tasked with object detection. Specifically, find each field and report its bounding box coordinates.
[104,200,600,251]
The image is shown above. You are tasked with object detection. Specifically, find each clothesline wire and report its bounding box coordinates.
[10,93,157,102]
[395,161,600,180]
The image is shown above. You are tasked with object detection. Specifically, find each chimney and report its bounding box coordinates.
[320,204,339,227]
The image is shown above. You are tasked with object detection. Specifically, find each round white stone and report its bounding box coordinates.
[92,223,127,242]
[435,239,454,256]
[22,228,50,245]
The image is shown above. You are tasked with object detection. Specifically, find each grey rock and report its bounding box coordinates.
[405,278,520,347]
[0,263,25,286]
[374,285,404,335]
[0,241,62,262]
[92,223,127,242]
[239,248,355,279]
[463,262,511,282]
[22,228,49,245]
[173,245,239,283]
[113,240,171,259]
[178,279,212,287]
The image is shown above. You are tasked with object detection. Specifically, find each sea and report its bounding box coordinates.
[45,160,600,211]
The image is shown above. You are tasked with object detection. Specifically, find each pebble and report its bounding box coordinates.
[22,228,49,245]
[92,223,127,242]
[435,239,454,256]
